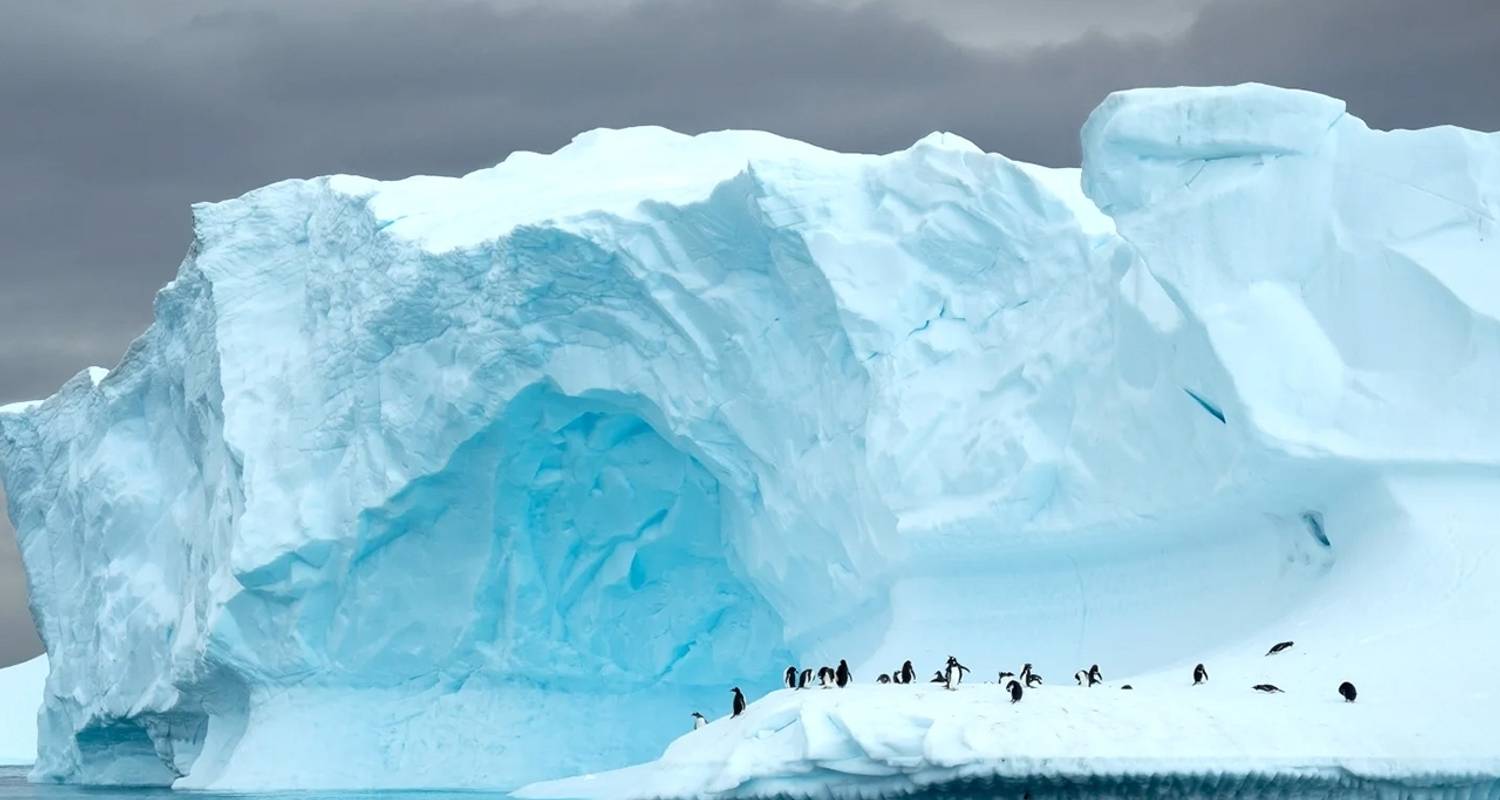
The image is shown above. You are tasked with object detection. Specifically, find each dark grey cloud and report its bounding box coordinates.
[0,0,1497,660]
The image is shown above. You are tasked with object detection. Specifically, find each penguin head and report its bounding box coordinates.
[731,687,741,694]
[692,712,705,719]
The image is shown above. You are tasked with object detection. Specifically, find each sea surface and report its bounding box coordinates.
[5,766,1499,800]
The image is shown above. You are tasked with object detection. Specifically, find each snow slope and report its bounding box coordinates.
[0,656,48,766]
[0,83,1497,791]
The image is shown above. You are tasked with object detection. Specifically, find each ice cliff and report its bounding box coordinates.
[1,83,1497,791]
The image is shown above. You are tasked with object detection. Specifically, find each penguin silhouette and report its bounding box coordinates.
[784,666,797,689]
[835,659,852,687]
[1007,680,1023,704]
[1193,664,1208,685]
[1338,681,1357,703]
[731,687,747,716]
[900,660,916,685]
[1265,641,1294,656]
[877,673,891,684]
[1252,684,1284,694]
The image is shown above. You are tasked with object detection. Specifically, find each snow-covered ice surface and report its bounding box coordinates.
[1,83,1498,792]
[0,657,48,766]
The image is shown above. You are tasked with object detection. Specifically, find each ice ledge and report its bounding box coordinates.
[516,684,1500,800]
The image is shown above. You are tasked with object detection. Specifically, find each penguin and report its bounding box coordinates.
[930,670,947,683]
[1265,641,1295,656]
[1121,685,1133,690]
[1252,684,1284,694]
[784,666,798,689]
[899,660,917,685]
[1088,664,1102,686]
[1025,673,1043,688]
[731,687,747,716]
[877,674,891,684]
[1007,679,1023,704]
[835,659,852,688]
[798,668,813,689]
[1193,663,1208,685]
[1019,663,1035,684]
[819,666,836,688]
[944,656,970,690]
[1075,670,1088,686]
[692,711,708,730]
[1338,681,1357,703]
[998,671,1015,684]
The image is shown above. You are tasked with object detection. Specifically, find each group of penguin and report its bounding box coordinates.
[706,638,1359,728]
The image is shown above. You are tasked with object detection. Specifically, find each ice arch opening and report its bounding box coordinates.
[217,382,796,787]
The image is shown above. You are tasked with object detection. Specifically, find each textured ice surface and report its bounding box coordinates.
[0,656,47,766]
[1,83,1498,791]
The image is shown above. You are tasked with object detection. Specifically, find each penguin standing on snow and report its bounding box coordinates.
[731,687,747,716]
[899,660,916,685]
[784,666,798,689]
[1007,679,1023,704]
[1266,641,1295,656]
[692,711,708,730]
[1088,664,1102,686]
[1338,681,1357,702]
[835,659,852,688]
[798,668,813,689]
[944,656,970,690]
[819,666,836,688]
[1193,664,1208,685]
[1019,663,1042,688]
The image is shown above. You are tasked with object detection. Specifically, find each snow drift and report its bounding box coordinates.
[1,83,1497,791]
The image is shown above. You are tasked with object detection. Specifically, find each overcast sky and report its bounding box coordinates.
[1,0,1498,665]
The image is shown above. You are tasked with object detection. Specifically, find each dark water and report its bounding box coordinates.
[5,766,1498,800]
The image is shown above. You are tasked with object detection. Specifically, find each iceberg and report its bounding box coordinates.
[1,83,1497,791]
[0,655,48,766]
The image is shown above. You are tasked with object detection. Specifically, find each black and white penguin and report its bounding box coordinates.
[1252,684,1284,694]
[732,687,747,716]
[1025,673,1043,688]
[930,670,947,683]
[1265,641,1294,656]
[1088,664,1102,686]
[1007,679,1023,704]
[877,674,891,684]
[1338,681,1357,703]
[1019,663,1035,684]
[692,711,708,730]
[944,656,970,690]
[998,671,1015,685]
[819,666,836,688]
[836,659,852,688]
[900,660,916,685]
[1075,670,1088,686]
[1193,663,1208,685]
[784,666,798,689]
[798,668,813,689]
